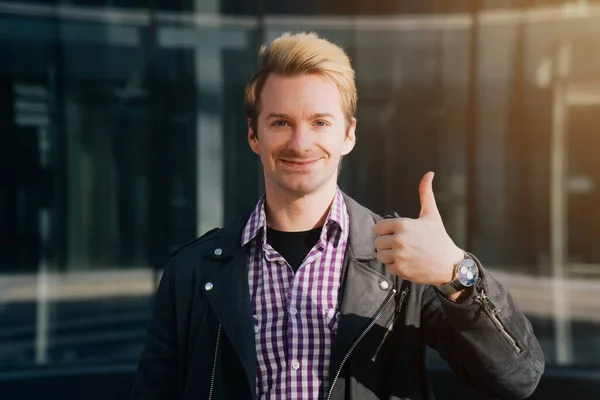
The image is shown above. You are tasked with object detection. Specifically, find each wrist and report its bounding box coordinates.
[436,247,466,287]
[446,286,472,302]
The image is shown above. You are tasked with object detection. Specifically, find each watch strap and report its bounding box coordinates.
[436,278,464,296]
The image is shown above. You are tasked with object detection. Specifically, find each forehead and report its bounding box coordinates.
[259,73,343,116]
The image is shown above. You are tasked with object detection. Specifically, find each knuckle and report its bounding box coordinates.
[392,233,404,246]
[395,250,407,264]
[394,219,406,231]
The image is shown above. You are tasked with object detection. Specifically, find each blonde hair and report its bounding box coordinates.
[245,32,357,133]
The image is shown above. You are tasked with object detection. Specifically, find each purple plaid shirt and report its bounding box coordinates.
[242,189,349,399]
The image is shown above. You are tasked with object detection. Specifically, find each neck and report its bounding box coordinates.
[264,184,337,232]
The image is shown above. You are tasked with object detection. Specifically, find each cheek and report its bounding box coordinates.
[323,136,349,157]
[259,136,286,158]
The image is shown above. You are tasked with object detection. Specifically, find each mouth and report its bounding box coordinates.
[280,158,320,167]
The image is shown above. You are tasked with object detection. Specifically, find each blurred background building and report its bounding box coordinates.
[1,0,600,398]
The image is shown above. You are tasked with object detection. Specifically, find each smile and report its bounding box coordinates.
[280,159,320,168]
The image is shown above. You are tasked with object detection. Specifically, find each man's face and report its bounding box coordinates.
[248,73,356,197]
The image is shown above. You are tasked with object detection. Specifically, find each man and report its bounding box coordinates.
[132,32,544,400]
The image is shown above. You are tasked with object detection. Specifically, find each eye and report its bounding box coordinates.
[314,120,328,127]
[273,120,289,127]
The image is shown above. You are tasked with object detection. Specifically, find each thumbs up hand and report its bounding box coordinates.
[374,172,465,287]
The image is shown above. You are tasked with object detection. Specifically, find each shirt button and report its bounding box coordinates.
[290,307,297,315]
[379,280,390,290]
[278,260,286,266]
[291,360,300,370]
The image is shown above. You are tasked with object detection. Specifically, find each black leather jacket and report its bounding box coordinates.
[132,193,544,400]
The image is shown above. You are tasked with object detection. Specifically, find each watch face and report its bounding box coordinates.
[457,258,478,287]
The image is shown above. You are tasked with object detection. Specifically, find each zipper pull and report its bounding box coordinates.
[396,287,409,312]
[371,287,409,362]
[477,289,499,315]
[371,323,395,362]
[477,289,523,353]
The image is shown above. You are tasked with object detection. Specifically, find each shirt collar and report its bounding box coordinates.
[241,188,349,248]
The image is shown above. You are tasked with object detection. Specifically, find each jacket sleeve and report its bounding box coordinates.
[131,263,179,400]
[420,257,545,400]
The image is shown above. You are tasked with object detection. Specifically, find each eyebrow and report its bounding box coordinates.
[266,112,335,120]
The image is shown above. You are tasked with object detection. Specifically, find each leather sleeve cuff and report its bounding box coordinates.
[432,253,489,330]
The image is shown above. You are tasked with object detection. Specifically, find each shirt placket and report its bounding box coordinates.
[286,263,306,398]
[259,243,291,398]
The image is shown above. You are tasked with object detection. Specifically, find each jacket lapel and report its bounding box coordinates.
[201,217,257,397]
[329,194,398,377]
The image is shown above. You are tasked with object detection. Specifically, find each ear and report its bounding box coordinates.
[248,118,260,155]
[341,117,356,156]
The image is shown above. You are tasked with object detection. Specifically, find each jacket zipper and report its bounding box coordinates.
[477,289,522,354]
[208,323,222,400]
[371,286,410,362]
[326,288,397,400]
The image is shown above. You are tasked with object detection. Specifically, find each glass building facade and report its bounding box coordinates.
[1,0,600,398]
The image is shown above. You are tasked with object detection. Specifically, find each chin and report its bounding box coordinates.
[280,182,318,195]
[265,168,338,195]
[278,177,335,196]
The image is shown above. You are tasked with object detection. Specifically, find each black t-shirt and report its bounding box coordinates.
[266,226,323,272]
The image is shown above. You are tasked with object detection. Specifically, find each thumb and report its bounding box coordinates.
[419,171,440,218]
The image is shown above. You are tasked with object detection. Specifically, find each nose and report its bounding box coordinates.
[287,124,313,154]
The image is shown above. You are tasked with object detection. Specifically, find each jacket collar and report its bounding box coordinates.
[342,192,380,259]
[208,191,381,265]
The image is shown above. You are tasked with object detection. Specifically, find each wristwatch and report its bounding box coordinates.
[436,254,479,296]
